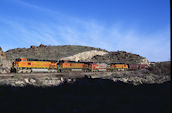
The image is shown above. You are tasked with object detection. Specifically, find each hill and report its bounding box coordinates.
[147,61,171,75]
[5,44,148,64]
[5,44,108,61]
[91,51,149,64]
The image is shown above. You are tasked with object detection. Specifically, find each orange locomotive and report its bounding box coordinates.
[11,58,57,73]
[110,63,129,71]
[89,63,109,72]
[58,60,89,72]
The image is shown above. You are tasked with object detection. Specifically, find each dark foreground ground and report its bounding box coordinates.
[0,77,171,113]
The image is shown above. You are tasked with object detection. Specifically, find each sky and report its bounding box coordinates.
[0,0,170,62]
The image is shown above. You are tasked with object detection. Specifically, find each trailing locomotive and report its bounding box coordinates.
[11,58,148,73]
[58,60,90,72]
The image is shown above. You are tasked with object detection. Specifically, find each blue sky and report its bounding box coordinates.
[0,0,170,62]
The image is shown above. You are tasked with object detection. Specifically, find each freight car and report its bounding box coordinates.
[128,64,140,70]
[11,58,57,73]
[128,64,148,70]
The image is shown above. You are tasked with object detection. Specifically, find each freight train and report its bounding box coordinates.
[11,58,148,73]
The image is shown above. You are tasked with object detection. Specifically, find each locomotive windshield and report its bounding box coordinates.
[15,58,21,61]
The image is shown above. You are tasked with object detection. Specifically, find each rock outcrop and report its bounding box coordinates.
[0,47,11,73]
[91,51,149,64]
[61,50,108,61]
[140,58,149,65]
[0,47,6,59]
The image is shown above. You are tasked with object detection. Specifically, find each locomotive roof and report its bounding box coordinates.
[27,59,57,62]
[16,58,57,62]
[111,63,126,64]
[58,60,93,64]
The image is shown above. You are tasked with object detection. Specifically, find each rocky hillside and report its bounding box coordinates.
[5,44,108,61]
[0,47,5,61]
[147,61,171,75]
[0,47,11,73]
[61,50,108,61]
[91,51,149,64]
[5,44,148,64]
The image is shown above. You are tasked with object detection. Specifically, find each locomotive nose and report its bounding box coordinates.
[13,62,19,67]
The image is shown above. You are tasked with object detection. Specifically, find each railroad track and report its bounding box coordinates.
[0,72,110,79]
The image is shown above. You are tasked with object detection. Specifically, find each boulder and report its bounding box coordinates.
[140,58,149,65]
[30,78,36,83]
[30,45,37,49]
[39,44,46,47]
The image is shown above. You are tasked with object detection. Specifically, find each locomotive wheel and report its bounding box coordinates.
[10,68,16,73]
[52,69,56,73]
[28,69,32,73]
[17,69,22,73]
[24,69,28,73]
[22,69,26,73]
[25,69,28,73]
[26,69,31,73]
[59,69,62,72]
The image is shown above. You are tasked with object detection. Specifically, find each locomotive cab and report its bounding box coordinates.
[13,58,27,67]
[11,58,25,72]
[15,58,27,62]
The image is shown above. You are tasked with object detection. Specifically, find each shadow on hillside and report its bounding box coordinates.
[0,76,171,113]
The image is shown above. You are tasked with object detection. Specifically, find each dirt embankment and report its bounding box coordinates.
[0,47,11,73]
[0,68,170,87]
